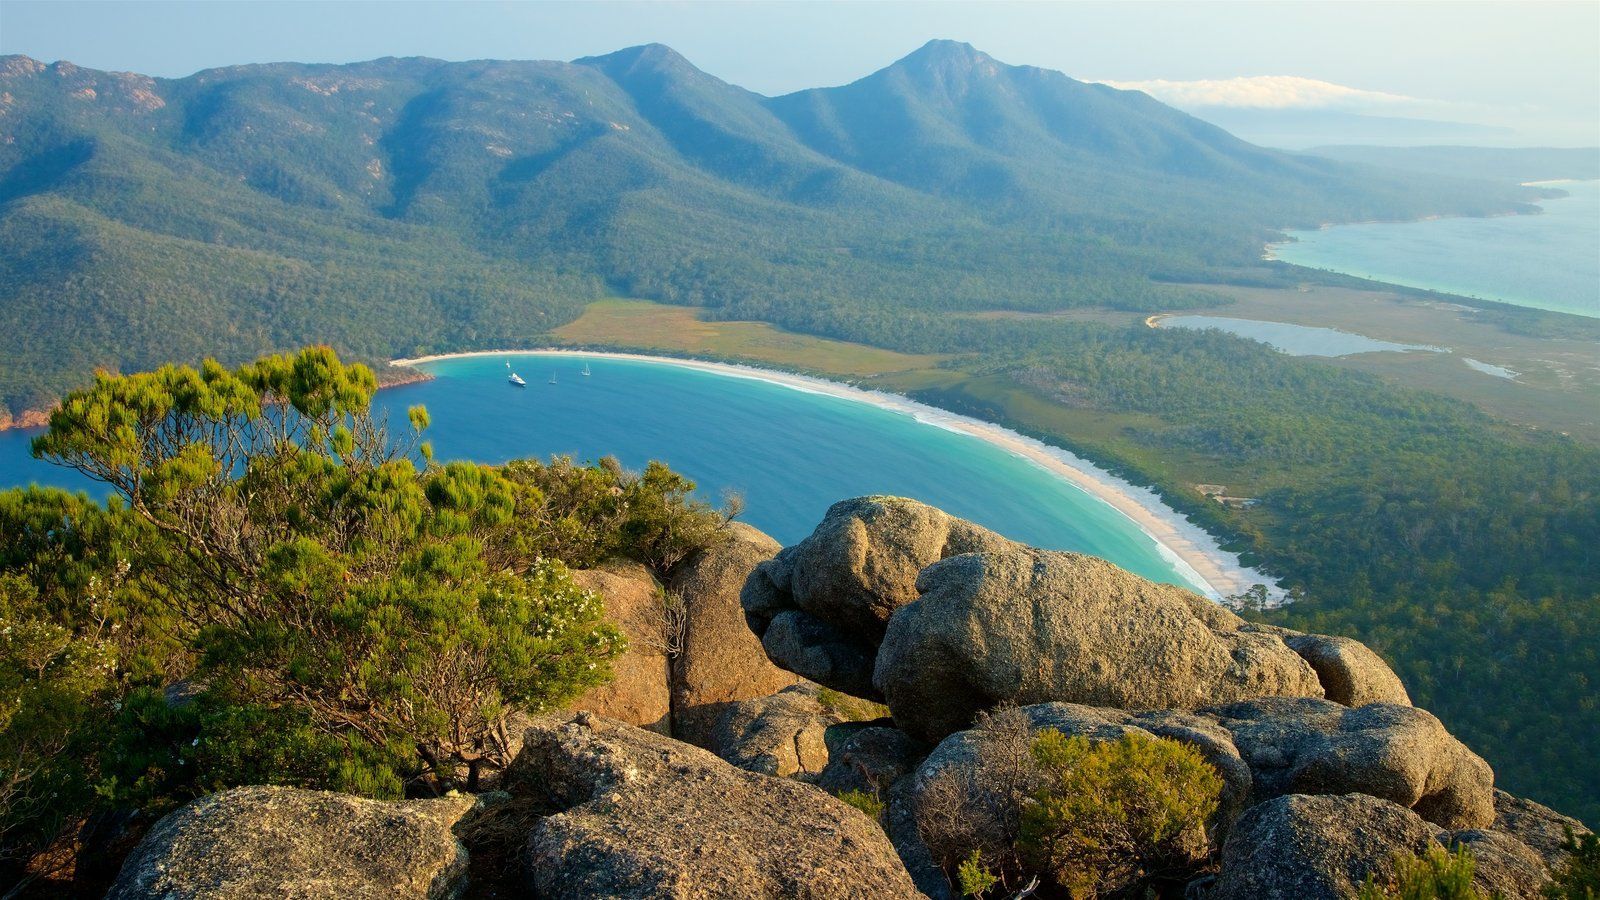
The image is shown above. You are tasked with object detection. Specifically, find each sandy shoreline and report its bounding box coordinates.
[392,349,1277,600]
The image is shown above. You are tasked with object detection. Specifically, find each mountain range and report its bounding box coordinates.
[0,40,1537,417]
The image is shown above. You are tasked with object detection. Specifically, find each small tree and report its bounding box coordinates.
[33,348,625,793]
[1018,730,1223,897]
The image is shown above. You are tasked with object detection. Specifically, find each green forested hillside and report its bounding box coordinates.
[0,44,1535,417]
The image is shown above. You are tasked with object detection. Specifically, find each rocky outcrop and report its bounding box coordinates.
[741,497,1015,699]
[712,682,844,777]
[1280,632,1412,707]
[876,546,1325,742]
[1208,698,1495,830]
[748,499,1415,744]
[669,523,801,748]
[1211,793,1439,900]
[1491,788,1592,871]
[509,711,920,899]
[818,726,923,797]
[107,786,475,900]
[895,694,1495,892]
[570,561,672,733]
[1443,829,1552,900]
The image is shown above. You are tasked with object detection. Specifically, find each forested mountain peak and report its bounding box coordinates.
[0,43,1535,418]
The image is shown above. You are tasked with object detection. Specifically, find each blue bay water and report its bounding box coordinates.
[0,354,1208,592]
[1273,179,1600,319]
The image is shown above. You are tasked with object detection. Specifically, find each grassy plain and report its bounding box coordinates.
[552,299,948,378]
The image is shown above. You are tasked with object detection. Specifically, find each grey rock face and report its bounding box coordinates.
[1212,793,1438,900]
[1443,828,1551,900]
[1207,697,1495,830]
[107,785,475,900]
[1281,632,1412,707]
[712,682,844,778]
[669,523,802,749]
[510,711,921,899]
[876,546,1325,742]
[741,496,1015,699]
[1491,788,1593,871]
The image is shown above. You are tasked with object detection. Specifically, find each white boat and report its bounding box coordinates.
[581,363,591,377]
[548,372,558,384]
[508,372,526,387]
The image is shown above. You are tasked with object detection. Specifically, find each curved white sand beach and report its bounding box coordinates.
[391,349,1279,600]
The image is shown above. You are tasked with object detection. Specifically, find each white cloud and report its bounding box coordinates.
[1097,75,1424,111]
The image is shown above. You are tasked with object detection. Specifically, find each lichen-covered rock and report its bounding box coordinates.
[712,683,844,777]
[818,726,924,797]
[1281,632,1412,707]
[1206,697,1495,829]
[1211,793,1438,900]
[670,523,801,748]
[742,497,1015,699]
[509,711,920,899]
[1491,788,1593,871]
[106,786,475,900]
[1443,829,1551,900]
[875,546,1324,742]
[570,561,672,733]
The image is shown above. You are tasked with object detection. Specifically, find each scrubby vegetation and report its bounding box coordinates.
[0,348,729,890]
[1545,827,1600,900]
[1358,846,1484,900]
[1019,731,1222,897]
[917,709,1224,898]
[835,789,886,826]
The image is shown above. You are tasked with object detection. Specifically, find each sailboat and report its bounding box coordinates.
[548,372,558,385]
[581,363,591,377]
[506,361,526,387]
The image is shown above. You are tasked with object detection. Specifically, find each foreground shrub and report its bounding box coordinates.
[836,789,886,825]
[1544,827,1600,900]
[1018,730,1223,898]
[916,708,1044,888]
[0,573,117,881]
[495,455,735,575]
[1358,845,1484,900]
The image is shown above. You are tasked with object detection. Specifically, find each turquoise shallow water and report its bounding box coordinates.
[1273,179,1600,319]
[0,354,1210,592]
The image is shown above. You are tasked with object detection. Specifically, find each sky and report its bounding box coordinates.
[2,1,1597,146]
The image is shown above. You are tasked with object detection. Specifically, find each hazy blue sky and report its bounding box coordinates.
[3,1,1596,144]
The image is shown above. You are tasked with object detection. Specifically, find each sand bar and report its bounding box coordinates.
[392,349,1279,600]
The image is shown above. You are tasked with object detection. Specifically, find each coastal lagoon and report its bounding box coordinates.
[0,353,1261,597]
[1272,179,1600,319]
[1159,316,1443,357]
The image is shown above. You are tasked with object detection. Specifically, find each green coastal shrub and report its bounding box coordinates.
[836,789,886,825]
[956,850,1001,898]
[1018,730,1223,897]
[1544,827,1600,900]
[1358,845,1483,900]
[31,349,627,793]
[495,455,735,575]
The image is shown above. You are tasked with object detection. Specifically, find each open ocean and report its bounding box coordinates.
[1273,179,1600,319]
